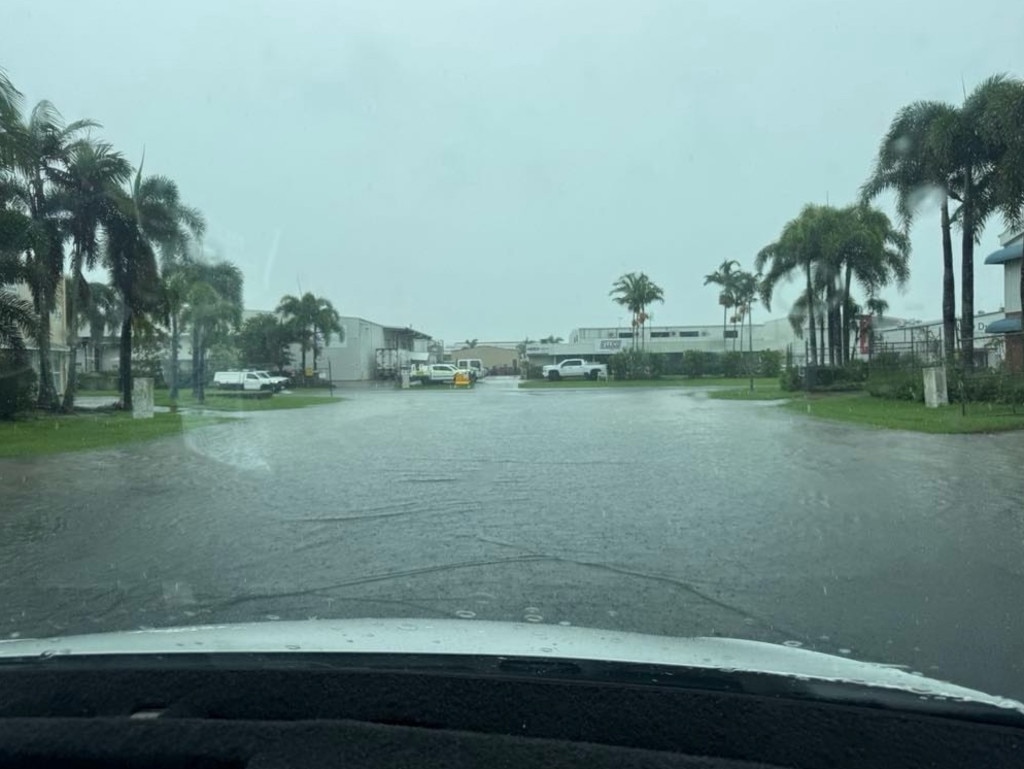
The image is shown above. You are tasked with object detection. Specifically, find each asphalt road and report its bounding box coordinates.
[2,377,1023,700]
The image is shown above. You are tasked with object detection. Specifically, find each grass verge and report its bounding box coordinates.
[518,376,777,389]
[156,392,342,412]
[76,391,343,412]
[0,412,231,459]
[781,393,1024,434]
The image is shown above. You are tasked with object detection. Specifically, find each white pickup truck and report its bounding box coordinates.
[213,370,275,391]
[541,359,608,381]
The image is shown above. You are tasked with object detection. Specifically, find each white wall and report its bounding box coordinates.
[1004,260,1022,315]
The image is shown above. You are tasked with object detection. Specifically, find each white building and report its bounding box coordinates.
[293,316,434,382]
[982,227,1023,372]
[523,316,905,366]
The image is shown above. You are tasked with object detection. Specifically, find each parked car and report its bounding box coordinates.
[456,358,487,379]
[251,370,289,391]
[413,363,472,385]
[212,370,275,392]
[541,359,608,381]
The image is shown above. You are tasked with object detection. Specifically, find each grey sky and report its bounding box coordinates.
[4,1,1022,343]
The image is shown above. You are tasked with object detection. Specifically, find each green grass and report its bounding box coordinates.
[705,382,791,400]
[76,390,342,412]
[154,391,342,412]
[780,393,1024,434]
[518,376,777,389]
[0,412,231,458]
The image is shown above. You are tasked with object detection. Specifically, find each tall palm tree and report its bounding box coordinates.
[609,272,664,350]
[863,100,959,363]
[52,140,132,410]
[3,99,97,408]
[757,205,829,366]
[183,265,242,403]
[730,270,760,387]
[822,204,910,364]
[276,292,338,373]
[105,165,205,408]
[949,75,1024,370]
[704,259,740,352]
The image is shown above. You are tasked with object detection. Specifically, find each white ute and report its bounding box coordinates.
[541,359,608,381]
[213,370,275,391]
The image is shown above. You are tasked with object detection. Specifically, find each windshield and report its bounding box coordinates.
[2,0,1024,708]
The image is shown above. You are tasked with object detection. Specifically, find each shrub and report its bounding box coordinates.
[680,350,707,378]
[721,351,744,378]
[608,350,662,380]
[759,350,782,378]
[0,355,38,419]
[780,366,802,391]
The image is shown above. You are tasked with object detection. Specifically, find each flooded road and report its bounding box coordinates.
[2,377,1023,699]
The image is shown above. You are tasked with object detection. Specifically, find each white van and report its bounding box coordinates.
[456,358,487,380]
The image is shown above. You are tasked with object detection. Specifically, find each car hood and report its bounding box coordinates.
[0,618,1021,713]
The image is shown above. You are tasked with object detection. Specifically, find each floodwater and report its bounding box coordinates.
[2,377,1023,698]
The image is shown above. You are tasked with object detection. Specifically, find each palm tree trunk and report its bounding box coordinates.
[805,264,818,367]
[119,310,133,410]
[61,280,79,413]
[169,313,180,401]
[842,265,853,365]
[959,174,975,372]
[196,328,206,403]
[940,196,957,364]
[35,309,58,410]
[722,305,727,353]
[191,327,200,398]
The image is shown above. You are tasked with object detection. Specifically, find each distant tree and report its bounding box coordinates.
[516,338,533,357]
[539,335,563,344]
[463,338,478,348]
[703,260,741,351]
[610,272,664,349]
[238,314,295,372]
[277,292,341,372]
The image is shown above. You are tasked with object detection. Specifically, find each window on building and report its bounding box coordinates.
[725,330,739,338]
[679,331,700,338]
[618,332,633,339]
[650,331,671,338]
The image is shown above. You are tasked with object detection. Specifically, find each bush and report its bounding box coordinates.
[680,350,707,378]
[608,350,662,380]
[780,366,802,391]
[721,351,744,378]
[0,355,38,419]
[759,349,782,378]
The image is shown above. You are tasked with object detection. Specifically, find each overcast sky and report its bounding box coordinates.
[4,1,1022,343]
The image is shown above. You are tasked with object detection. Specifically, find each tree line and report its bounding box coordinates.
[608,74,1024,375]
[1,66,345,411]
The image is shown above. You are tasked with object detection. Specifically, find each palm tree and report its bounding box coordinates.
[757,205,829,366]
[0,253,35,355]
[105,165,205,408]
[184,261,243,402]
[704,259,741,352]
[863,100,959,363]
[3,99,98,408]
[730,270,760,388]
[52,140,132,410]
[539,335,563,344]
[821,204,910,364]
[610,272,664,349]
[463,338,479,348]
[276,292,338,373]
[949,75,1024,370]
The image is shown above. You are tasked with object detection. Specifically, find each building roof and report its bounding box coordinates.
[382,326,432,340]
[985,317,1022,334]
[984,242,1023,265]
